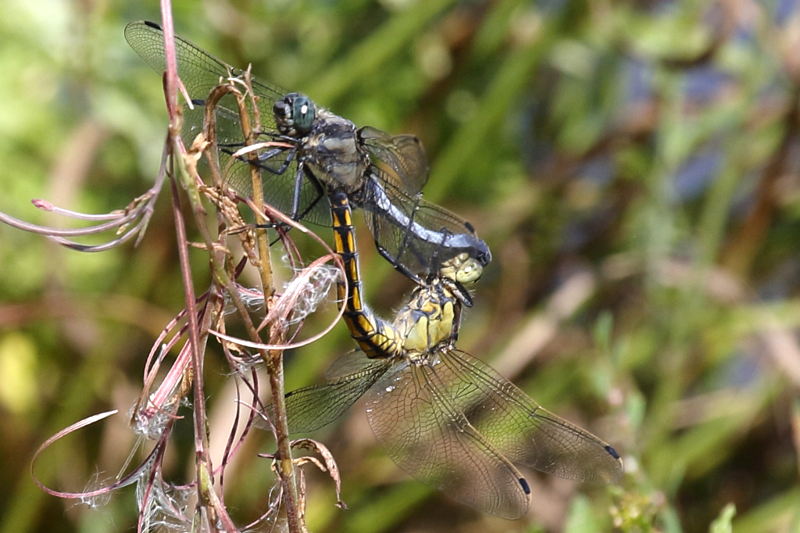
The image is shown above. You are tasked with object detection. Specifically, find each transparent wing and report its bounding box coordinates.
[285,351,390,434]
[125,21,330,226]
[322,349,388,380]
[437,349,623,483]
[359,127,429,195]
[212,138,330,226]
[365,358,531,519]
[360,178,491,278]
[124,20,284,127]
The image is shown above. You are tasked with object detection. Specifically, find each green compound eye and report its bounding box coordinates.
[291,94,316,134]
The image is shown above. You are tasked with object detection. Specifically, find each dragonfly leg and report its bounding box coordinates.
[290,163,306,221]
[266,145,296,175]
[374,241,423,286]
[253,164,324,235]
[392,196,421,270]
[257,147,287,165]
[295,167,326,221]
[219,144,296,176]
[377,193,437,280]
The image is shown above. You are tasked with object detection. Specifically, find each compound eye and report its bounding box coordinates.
[273,95,295,134]
[457,259,482,284]
[273,99,289,120]
[292,94,316,134]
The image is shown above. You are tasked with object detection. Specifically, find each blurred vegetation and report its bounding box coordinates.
[1,0,800,531]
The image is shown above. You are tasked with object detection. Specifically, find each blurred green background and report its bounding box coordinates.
[2,0,800,531]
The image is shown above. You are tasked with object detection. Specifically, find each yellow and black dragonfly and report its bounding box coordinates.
[125,21,490,285]
[285,192,623,519]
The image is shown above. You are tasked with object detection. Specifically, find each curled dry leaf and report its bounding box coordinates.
[291,438,347,509]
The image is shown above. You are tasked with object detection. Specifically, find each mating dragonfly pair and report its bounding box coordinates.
[126,21,622,519]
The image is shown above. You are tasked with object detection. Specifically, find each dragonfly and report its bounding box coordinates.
[285,192,623,519]
[124,21,491,285]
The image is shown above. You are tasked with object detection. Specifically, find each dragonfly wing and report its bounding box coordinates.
[359,126,429,194]
[216,145,331,227]
[365,358,531,519]
[438,350,623,483]
[360,178,491,278]
[125,21,330,226]
[125,21,284,125]
[285,351,390,434]
[323,349,389,380]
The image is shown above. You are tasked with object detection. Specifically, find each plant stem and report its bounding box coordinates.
[168,160,221,529]
[234,76,304,532]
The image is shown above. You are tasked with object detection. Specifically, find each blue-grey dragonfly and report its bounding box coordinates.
[125,21,490,285]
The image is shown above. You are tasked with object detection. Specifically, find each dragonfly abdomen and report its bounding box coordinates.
[330,189,404,358]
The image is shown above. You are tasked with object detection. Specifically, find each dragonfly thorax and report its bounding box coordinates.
[302,109,369,192]
[394,281,459,354]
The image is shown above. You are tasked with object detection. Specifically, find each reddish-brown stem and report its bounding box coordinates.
[158,2,235,528]
[167,167,217,527]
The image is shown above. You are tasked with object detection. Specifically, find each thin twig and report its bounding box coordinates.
[157,5,236,530]
[237,70,275,299]
[234,68,304,533]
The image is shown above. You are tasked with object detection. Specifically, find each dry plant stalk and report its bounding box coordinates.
[6,15,348,532]
[140,58,335,531]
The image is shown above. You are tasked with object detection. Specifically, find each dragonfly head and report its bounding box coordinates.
[439,252,483,285]
[274,92,316,137]
[438,253,483,307]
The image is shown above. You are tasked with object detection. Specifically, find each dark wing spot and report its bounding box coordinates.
[605,445,621,460]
